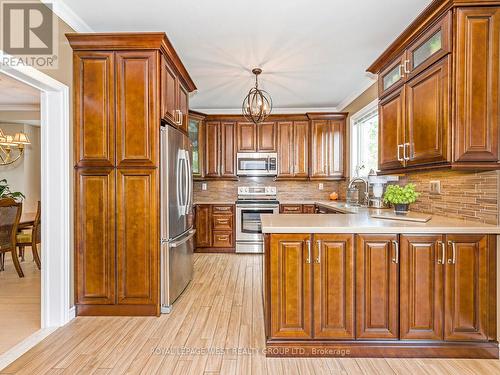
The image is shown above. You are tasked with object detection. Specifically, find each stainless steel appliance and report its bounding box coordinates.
[160,125,195,313]
[236,186,279,253]
[236,152,278,176]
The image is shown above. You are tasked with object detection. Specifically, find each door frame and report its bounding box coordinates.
[0,55,71,363]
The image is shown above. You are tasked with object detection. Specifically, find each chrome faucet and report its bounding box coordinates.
[347,177,369,207]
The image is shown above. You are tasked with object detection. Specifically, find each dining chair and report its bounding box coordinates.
[16,201,41,270]
[0,198,24,277]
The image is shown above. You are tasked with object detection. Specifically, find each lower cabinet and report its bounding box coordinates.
[265,232,497,357]
[269,234,355,340]
[280,204,317,214]
[194,204,235,251]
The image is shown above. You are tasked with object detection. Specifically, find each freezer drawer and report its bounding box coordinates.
[161,229,195,313]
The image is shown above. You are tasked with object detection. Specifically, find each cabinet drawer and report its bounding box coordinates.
[212,214,233,230]
[212,231,233,248]
[212,205,234,214]
[302,204,316,214]
[280,204,303,214]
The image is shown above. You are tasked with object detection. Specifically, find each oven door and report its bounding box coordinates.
[236,205,279,242]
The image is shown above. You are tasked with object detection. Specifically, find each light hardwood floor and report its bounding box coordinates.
[2,253,500,374]
[0,251,40,355]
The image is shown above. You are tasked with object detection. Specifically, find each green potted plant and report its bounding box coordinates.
[383,183,419,215]
[0,179,25,201]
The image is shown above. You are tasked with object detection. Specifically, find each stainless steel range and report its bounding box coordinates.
[235,186,279,253]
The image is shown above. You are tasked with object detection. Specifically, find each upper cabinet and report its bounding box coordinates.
[368,3,500,173]
[309,114,347,180]
[237,122,276,152]
[277,120,309,179]
[188,111,205,180]
[161,56,190,132]
[203,121,237,179]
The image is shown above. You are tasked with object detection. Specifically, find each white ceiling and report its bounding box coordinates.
[62,0,432,112]
[0,73,40,110]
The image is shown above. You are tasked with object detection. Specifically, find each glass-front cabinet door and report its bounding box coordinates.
[407,12,450,77]
[188,113,204,179]
[378,54,405,97]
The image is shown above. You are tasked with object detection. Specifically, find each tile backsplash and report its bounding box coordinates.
[193,177,346,203]
[398,170,499,225]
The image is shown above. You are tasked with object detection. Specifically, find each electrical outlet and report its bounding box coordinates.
[318,183,324,190]
[430,180,440,195]
[201,182,207,191]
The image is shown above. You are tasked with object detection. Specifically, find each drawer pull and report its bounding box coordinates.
[214,207,231,211]
[391,240,399,264]
[306,240,311,264]
[216,235,229,240]
[448,241,456,264]
[437,241,445,264]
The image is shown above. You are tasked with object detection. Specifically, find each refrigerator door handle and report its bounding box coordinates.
[170,229,196,248]
[185,149,192,211]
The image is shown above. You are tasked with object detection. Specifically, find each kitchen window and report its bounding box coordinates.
[350,100,378,177]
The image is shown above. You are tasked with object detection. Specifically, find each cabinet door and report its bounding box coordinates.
[455,7,500,163]
[74,52,115,167]
[116,169,158,306]
[378,54,405,98]
[280,204,303,214]
[400,235,444,340]
[75,168,115,305]
[204,122,220,177]
[310,119,344,179]
[257,122,276,151]
[405,57,450,166]
[293,121,309,178]
[178,83,189,133]
[269,234,312,339]
[237,122,257,152]
[356,234,399,339]
[313,234,355,339]
[302,204,316,214]
[116,51,158,167]
[188,116,204,179]
[220,122,236,177]
[277,121,294,178]
[444,234,490,341]
[161,55,177,126]
[379,88,405,171]
[195,205,212,248]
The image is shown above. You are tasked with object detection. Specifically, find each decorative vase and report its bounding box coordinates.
[394,203,409,215]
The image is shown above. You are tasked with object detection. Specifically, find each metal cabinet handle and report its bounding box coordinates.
[315,240,322,264]
[214,206,231,211]
[448,241,456,264]
[404,143,411,161]
[437,241,445,264]
[176,110,183,126]
[392,240,399,264]
[397,144,404,162]
[306,240,311,264]
[404,59,411,74]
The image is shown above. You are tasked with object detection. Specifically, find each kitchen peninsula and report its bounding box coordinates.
[261,207,500,358]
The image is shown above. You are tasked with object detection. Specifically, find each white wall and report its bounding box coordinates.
[0,123,41,212]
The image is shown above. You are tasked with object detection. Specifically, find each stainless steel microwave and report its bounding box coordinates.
[236,152,278,176]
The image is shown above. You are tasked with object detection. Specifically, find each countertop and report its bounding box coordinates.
[261,200,500,234]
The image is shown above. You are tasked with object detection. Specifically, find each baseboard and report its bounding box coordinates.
[0,327,57,371]
[68,306,76,320]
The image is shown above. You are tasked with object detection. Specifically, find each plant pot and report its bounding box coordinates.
[394,203,409,215]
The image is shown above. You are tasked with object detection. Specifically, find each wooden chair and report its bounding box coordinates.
[16,201,41,270]
[0,198,24,277]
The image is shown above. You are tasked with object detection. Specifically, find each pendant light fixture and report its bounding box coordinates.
[242,68,272,124]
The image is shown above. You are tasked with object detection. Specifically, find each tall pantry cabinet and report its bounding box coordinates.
[68,33,196,316]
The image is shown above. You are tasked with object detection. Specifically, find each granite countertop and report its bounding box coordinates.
[261,200,500,234]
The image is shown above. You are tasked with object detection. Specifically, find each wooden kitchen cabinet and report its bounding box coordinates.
[444,234,492,341]
[195,205,212,248]
[280,204,316,214]
[204,121,220,177]
[188,111,205,180]
[313,234,355,339]
[369,3,500,172]
[69,33,196,316]
[309,114,346,180]
[276,121,309,179]
[237,122,257,152]
[356,234,399,339]
[220,122,236,177]
[204,121,237,179]
[257,122,276,151]
[237,121,276,152]
[269,234,313,339]
[302,204,316,214]
[400,235,444,340]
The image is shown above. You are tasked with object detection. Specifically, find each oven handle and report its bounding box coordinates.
[236,205,280,210]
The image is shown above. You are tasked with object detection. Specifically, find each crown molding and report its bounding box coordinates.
[0,104,40,111]
[41,0,93,33]
[336,76,377,111]
[192,106,339,115]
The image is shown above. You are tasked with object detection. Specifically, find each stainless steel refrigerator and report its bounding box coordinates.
[160,125,195,313]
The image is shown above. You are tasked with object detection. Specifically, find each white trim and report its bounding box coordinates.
[0,328,57,371]
[0,54,71,367]
[350,98,379,124]
[191,106,339,115]
[337,76,377,111]
[0,104,40,111]
[41,0,93,32]
[68,306,76,320]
